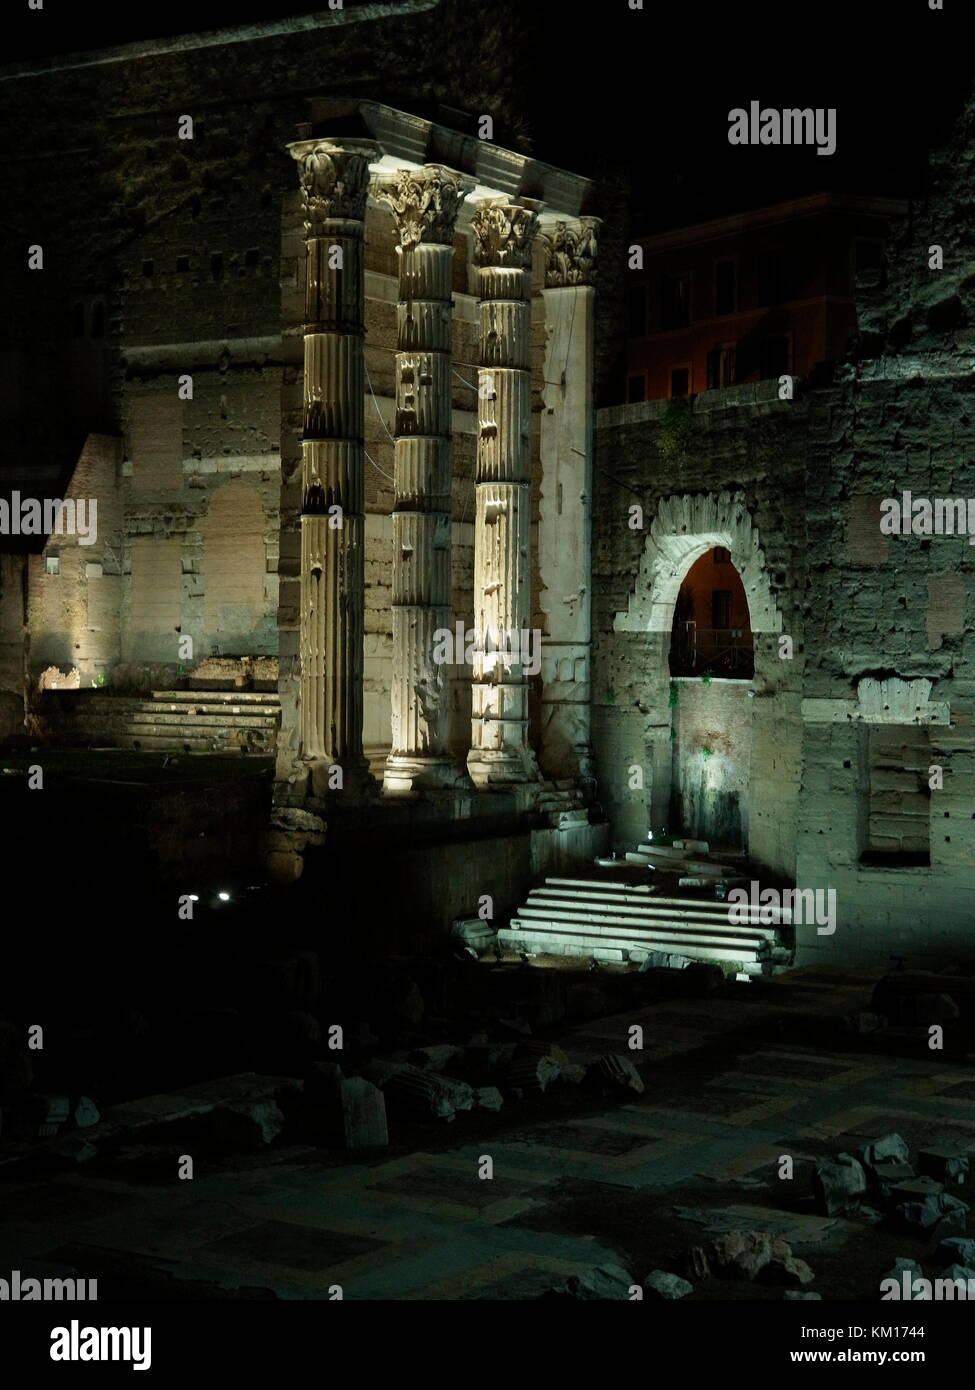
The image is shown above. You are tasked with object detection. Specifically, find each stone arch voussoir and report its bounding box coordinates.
[614,491,782,636]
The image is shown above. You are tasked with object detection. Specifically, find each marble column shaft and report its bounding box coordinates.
[376,167,472,792]
[467,198,542,786]
[288,138,379,776]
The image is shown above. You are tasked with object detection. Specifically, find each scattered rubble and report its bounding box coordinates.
[685,1230,813,1285]
[210,1099,285,1147]
[584,1053,644,1096]
[813,1153,868,1215]
[642,1270,692,1300]
[451,919,498,956]
[936,1236,975,1265]
[542,1264,635,1300]
[918,1147,970,1186]
[896,1190,968,1239]
[338,1078,388,1150]
[880,1256,923,1286]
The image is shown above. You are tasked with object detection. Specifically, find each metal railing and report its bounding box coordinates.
[670,623,754,677]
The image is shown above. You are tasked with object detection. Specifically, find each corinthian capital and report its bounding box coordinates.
[471,198,543,271]
[374,165,474,250]
[540,217,601,288]
[288,138,380,233]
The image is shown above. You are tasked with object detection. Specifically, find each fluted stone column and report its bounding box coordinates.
[375,166,473,794]
[467,197,543,786]
[537,218,600,781]
[287,136,379,795]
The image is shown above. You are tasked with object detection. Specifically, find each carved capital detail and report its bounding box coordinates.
[289,139,380,234]
[540,217,601,288]
[471,199,542,271]
[374,165,473,249]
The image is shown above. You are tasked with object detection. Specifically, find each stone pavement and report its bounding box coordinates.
[3,965,973,1300]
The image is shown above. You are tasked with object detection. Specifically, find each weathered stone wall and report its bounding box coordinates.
[26,433,124,687]
[670,677,752,847]
[2,0,536,717]
[592,386,806,873]
[594,84,975,962]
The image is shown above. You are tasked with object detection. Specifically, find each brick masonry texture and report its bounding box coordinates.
[592,85,975,962]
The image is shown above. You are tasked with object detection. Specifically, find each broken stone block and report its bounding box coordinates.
[860,1133,910,1170]
[72,1097,100,1129]
[475,1086,503,1112]
[407,1044,463,1073]
[784,1291,822,1300]
[585,1054,644,1095]
[451,918,498,955]
[759,1254,816,1287]
[642,1270,692,1300]
[707,1231,774,1280]
[381,1065,461,1121]
[813,1153,868,1215]
[210,1099,285,1147]
[506,1055,561,1093]
[936,1236,975,1266]
[684,1245,711,1280]
[437,1076,474,1111]
[551,1264,635,1300]
[639,951,690,972]
[918,1147,970,1186]
[339,1078,387,1150]
[872,1161,916,1198]
[896,1191,968,1237]
[880,1257,923,1287]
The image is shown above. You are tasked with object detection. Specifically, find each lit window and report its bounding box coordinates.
[46,555,60,576]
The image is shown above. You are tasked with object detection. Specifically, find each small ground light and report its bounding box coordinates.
[735,972,751,982]
[189,895,199,902]
[218,892,230,902]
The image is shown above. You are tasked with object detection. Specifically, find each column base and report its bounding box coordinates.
[467,747,540,788]
[305,755,378,802]
[382,754,473,796]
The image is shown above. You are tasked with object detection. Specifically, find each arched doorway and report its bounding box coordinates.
[605,492,793,870]
[669,548,754,680]
[667,547,754,849]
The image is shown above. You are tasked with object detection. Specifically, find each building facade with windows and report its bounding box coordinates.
[624,193,906,403]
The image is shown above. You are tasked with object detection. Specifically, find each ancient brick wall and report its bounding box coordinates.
[593,85,975,960]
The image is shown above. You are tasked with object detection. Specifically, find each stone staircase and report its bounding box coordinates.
[499,835,793,974]
[40,690,280,755]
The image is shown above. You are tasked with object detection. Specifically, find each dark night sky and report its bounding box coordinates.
[5,0,972,229]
